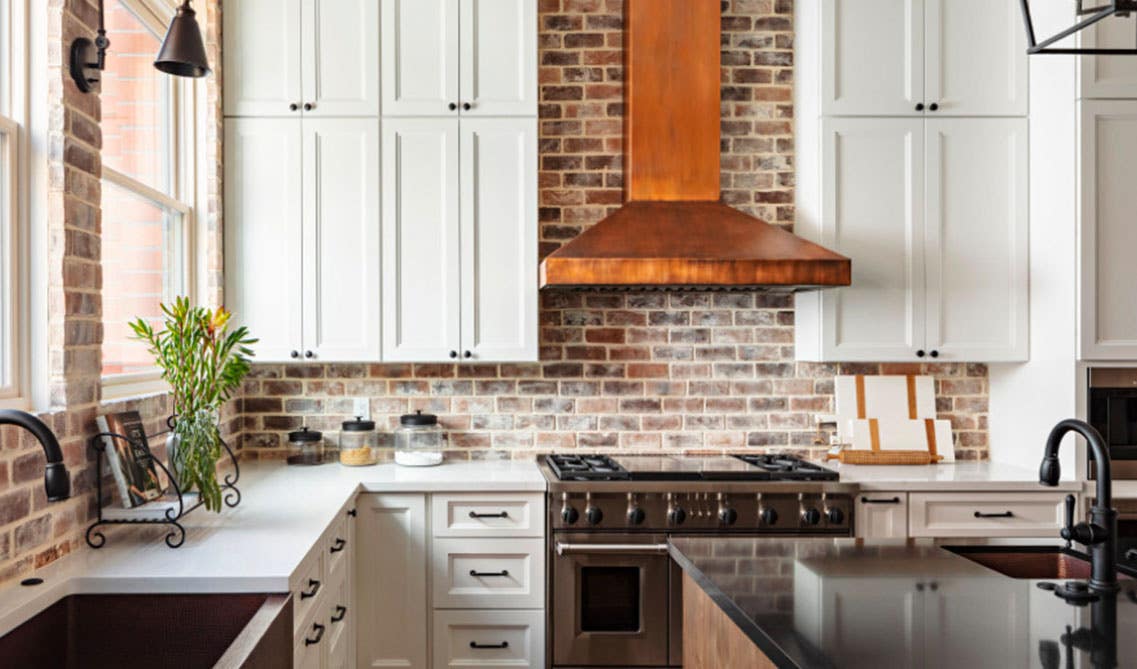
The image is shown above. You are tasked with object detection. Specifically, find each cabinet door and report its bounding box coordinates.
[223,0,303,117]
[925,118,1028,362]
[822,0,924,115]
[1079,101,1137,360]
[924,578,1028,668]
[460,0,538,117]
[224,119,304,362]
[854,493,909,539]
[382,119,462,361]
[302,0,380,116]
[301,119,381,362]
[818,577,925,666]
[818,118,926,361]
[356,494,428,669]
[382,0,460,116]
[924,0,1027,116]
[459,119,538,362]
[1080,13,1137,98]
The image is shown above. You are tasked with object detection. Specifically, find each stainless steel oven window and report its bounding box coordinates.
[580,566,641,632]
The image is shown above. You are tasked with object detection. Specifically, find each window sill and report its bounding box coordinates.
[100,372,170,405]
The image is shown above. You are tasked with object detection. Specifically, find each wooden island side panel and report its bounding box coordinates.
[682,572,777,669]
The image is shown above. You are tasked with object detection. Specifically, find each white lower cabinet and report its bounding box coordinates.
[854,492,909,539]
[356,491,545,668]
[908,492,1067,538]
[292,502,357,669]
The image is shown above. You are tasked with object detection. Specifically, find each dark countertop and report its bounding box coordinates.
[669,537,1137,669]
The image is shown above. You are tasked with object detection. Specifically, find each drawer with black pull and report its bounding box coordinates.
[908,492,1067,538]
[431,537,545,609]
[432,609,544,669]
[431,493,544,538]
[292,546,326,634]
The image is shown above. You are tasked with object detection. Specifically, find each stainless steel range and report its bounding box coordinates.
[541,453,856,669]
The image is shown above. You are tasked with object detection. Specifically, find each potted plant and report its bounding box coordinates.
[130,298,256,512]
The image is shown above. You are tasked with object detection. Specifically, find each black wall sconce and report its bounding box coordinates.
[69,0,210,94]
[1021,0,1137,54]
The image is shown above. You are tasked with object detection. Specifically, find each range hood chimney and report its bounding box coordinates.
[539,0,851,291]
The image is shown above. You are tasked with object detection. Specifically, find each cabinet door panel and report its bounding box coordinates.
[925,0,1027,116]
[820,119,925,361]
[356,494,427,669]
[460,119,538,362]
[460,0,538,116]
[224,119,303,362]
[1080,101,1137,360]
[925,118,1028,362]
[382,0,460,116]
[382,119,461,361]
[924,579,1028,669]
[854,493,909,539]
[223,0,302,117]
[815,575,924,666]
[302,119,381,362]
[1081,13,1137,98]
[822,0,924,115]
[303,0,380,116]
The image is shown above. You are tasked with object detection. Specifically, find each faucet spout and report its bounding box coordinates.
[0,410,71,502]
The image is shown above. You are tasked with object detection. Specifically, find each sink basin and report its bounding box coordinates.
[945,545,1137,581]
[0,592,291,669]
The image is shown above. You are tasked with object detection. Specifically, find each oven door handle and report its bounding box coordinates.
[555,542,671,556]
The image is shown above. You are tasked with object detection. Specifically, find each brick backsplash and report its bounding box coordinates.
[240,0,991,462]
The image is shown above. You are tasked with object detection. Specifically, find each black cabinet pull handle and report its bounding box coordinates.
[470,641,509,649]
[290,103,299,111]
[974,511,1014,518]
[450,350,458,359]
[861,496,902,505]
[331,605,347,623]
[929,350,940,358]
[462,102,472,111]
[304,350,315,359]
[469,510,509,519]
[330,537,346,553]
[290,350,300,359]
[300,578,321,599]
[916,349,926,358]
[463,350,473,359]
[929,102,939,111]
[915,103,925,111]
[449,102,458,111]
[304,102,314,111]
[305,623,325,645]
[348,508,357,517]
[469,569,510,577]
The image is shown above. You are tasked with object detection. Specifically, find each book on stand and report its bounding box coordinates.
[96,411,167,509]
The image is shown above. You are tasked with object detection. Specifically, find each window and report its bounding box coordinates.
[0,0,25,408]
[101,0,194,395]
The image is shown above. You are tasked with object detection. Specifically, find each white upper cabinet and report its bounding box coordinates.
[383,0,537,117]
[460,0,539,116]
[460,118,539,362]
[1079,101,1137,360]
[225,0,379,117]
[224,119,304,361]
[302,119,382,362]
[382,119,463,361]
[924,0,1027,116]
[1080,13,1137,98]
[821,0,1026,117]
[822,0,924,116]
[925,118,1028,361]
[223,0,303,117]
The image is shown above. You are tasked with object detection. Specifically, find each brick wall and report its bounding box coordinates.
[239,0,990,461]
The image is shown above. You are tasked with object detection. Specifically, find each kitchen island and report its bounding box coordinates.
[670,537,1137,669]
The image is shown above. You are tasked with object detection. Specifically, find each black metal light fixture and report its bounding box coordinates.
[1021,0,1137,54]
[69,0,109,93]
[154,0,211,78]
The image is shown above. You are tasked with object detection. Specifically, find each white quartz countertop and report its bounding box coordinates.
[0,458,543,637]
[829,460,1083,492]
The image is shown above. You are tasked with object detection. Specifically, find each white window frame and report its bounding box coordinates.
[0,0,28,410]
[100,0,199,401]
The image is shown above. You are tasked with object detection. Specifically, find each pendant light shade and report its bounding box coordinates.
[154,1,210,77]
[1020,0,1137,55]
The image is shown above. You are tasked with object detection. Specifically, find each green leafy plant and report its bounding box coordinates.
[130,298,257,512]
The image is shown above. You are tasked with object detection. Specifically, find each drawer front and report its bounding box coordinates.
[909,493,1066,538]
[432,537,545,609]
[325,570,350,652]
[295,618,326,669]
[326,512,351,582]
[293,546,326,633]
[432,493,544,538]
[432,609,545,669]
[855,492,909,539]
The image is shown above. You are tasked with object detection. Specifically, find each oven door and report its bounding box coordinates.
[552,533,671,667]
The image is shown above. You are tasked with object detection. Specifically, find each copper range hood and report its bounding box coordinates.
[539,0,851,292]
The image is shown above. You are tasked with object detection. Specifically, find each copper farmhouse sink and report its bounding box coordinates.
[945,546,1136,581]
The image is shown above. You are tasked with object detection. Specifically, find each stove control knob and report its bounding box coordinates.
[760,507,779,526]
[801,507,822,526]
[718,506,738,526]
[627,506,646,526]
[585,506,604,526]
[561,505,580,525]
[668,506,687,526]
[826,507,845,525]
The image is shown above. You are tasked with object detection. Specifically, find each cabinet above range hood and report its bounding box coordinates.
[539,0,850,292]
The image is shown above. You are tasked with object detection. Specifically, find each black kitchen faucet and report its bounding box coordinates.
[0,409,71,502]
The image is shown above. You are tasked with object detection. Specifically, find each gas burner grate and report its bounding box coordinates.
[543,454,630,481]
[731,454,839,481]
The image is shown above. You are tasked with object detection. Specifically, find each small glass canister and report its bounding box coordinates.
[394,410,444,467]
[339,416,378,466]
[286,427,325,465]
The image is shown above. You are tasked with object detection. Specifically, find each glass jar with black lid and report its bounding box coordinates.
[339,416,379,466]
[286,427,325,466]
[394,410,444,467]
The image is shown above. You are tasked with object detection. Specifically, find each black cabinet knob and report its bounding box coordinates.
[929,102,939,111]
[719,506,738,526]
[668,506,687,526]
[916,349,926,358]
[585,506,603,525]
[290,103,299,111]
[462,102,472,111]
[561,506,579,525]
[760,507,778,526]
[449,350,458,359]
[304,350,314,359]
[627,506,645,525]
[929,350,939,358]
[826,507,845,524]
[915,103,925,111]
[290,350,300,359]
[801,507,822,526]
[463,350,472,359]
[449,102,458,111]
[304,102,314,111]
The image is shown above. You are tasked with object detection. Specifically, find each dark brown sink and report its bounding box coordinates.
[945,546,1136,581]
[0,592,291,669]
